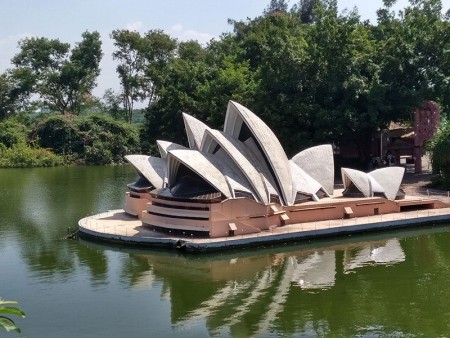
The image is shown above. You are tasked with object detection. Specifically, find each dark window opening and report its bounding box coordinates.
[343,182,365,198]
[127,175,153,192]
[212,144,221,154]
[316,189,327,199]
[147,211,208,221]
[294,192,313,204]
[270,194,281,204]
[171,164,219,200]
[234,190,256,201]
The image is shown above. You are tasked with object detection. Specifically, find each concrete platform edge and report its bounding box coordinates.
[78,212,450,252]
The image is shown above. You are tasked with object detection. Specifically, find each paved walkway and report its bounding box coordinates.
[78,206,450,251]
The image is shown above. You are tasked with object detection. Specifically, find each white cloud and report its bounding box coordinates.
[125,21,144,33]
[168,23,215,45]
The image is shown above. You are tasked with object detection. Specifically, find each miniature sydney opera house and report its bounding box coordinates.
[121,101,420,239]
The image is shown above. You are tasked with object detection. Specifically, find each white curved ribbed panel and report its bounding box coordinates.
[212,147,256,199]
[200,128,269,204]
[291,144,334,195]
[341,168,373,197]
[289,161,324,201]
[167,149,232,198]
[223,101,293,205]
[368,175,384,194]
[156,140,186,158]
[369,167,405,200]
[182,113,210,150]
[125,155,166,189]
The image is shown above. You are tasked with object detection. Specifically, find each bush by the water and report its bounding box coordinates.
[0,119,28,148]
[0,143,64,168]
[0,118,64,168]
[0,113,140,167]
[33,113,140,165]
[427,118,450,188]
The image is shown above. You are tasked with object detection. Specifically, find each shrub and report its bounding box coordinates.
[79,114,140,164]
[33,114,83,155]
[0,143,64,168]
[427,117,450,188]
[0,120,28,148]
[1,113,140,167]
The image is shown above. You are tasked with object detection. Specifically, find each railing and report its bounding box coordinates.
[402,187,450,203]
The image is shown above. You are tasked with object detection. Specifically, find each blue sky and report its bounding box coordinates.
[0,0,449,98]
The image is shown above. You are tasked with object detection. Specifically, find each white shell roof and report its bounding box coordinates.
[289,161,324,201]
[341,166,404,201]
[126,102,405,205]
[341,167,373,197]
[223,100,293,205]
[241,135,280,200]
[291,144,334,195]
[201,128,269,204]
[125,155,166,189]
[182,113,210,150]
[167,149,232,197]
[369,167,405,200]
[156,140,186,158]
[211,147,256,198]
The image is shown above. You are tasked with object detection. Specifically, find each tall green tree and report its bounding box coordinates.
[375,0,450,117]
[111,30,147,123]
[111,29,176,123]
[0,68,34,119]
[12,31,102,114]
[141,29,177,103]
[145,40,208,149]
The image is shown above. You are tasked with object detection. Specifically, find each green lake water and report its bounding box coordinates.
[1,165,450,337]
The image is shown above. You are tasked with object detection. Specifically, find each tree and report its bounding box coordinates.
[374,0,450,118]
[427,118,450,188]
[145,42,209,149]
[291,0,322,23]
[12,32,102,114]
[111,30,147,123]
[0,73,15,120]
[111,29,177,123]
[102,88,126,121]
[264,0,289,15]
[141,30,177,103]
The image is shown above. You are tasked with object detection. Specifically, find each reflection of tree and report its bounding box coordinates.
[118,236,415,337]
[0,166,134,283]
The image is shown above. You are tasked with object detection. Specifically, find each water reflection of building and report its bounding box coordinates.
[343,239,406,274]
[123,238,406,336]
[290,251,336,289]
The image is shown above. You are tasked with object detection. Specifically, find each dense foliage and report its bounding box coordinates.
[427,118,450,187]
[0,114,140,167]
[0,117,64,168]
[135,0,449,157]
[33,114,140,165]
[0,0,449,166]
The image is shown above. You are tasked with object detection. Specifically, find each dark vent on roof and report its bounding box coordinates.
[294,192,313,204]
[127,176,153,192]
[342,182,365,198]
